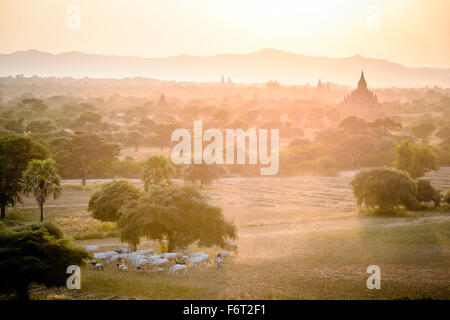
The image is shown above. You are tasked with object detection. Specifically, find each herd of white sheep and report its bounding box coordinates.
[85,245,236,276]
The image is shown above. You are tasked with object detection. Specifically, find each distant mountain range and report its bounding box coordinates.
[1,49,449,87]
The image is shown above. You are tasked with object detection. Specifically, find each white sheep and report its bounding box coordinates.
[150,258,169,266]
[94,263,103,270]
[117,264,128,271]
[161,253,177,260]
[84,245,99,251]
[186,255,209,268]
[114,246,131,254]
[168,264,187,275]
[224,244,238,256]
[135,249,154,255]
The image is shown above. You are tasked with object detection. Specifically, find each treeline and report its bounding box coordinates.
[279,116,450,176]
[1,96,449,180]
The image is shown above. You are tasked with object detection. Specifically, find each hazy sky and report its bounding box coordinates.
[1,0,449,68]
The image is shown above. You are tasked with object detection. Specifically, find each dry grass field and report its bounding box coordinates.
[13,168,450,300]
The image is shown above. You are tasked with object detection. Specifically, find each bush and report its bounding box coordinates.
[416,179,441,207]
[14,221,64,239]
[444,191,450,205]
[0,225,90,299]
[351,167,418,214]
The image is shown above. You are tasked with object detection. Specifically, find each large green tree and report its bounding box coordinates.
[23,159,62,222]
[142,155,175,191]
[393,140,439,178]
[0,224,90,300]
[0,135,47,219]
[51,132,120,185]
[88,179,142,222]
[351,167,418,214]
[118,184,237,252]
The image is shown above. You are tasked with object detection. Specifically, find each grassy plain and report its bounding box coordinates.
[11,170,450,300]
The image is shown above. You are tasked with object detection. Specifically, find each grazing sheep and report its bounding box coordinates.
[219,251,230,258]
[161,252,177,260]
[114,246,131,254]
[135,249,154,255]
[150,258,169,266]
[117,264,128,271]
[186,254,210,268]
[168,264,187,275]
[224,244,238,256]
[94,263,103,270]
[84,245,99,251]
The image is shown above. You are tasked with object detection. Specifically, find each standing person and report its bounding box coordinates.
[216,253,222,269]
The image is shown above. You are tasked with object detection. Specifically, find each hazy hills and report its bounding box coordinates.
[1,48,449,87]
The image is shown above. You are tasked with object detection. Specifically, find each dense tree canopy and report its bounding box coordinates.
[0,224,90,300]
[25,119,57,134]
[88,179,142,222]
[51,132,120,185]
[393,140,439,178]
[21,98,48,113]
[118,184,237,252]
[73,111,102,129]
[0,135,47,219]
[351,167,418,213]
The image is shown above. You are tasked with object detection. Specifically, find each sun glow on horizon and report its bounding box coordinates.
[0,0,449,68]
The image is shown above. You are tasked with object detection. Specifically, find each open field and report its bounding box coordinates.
[12,168,450,300]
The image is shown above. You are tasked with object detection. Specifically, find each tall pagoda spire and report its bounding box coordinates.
[357,70,367,90]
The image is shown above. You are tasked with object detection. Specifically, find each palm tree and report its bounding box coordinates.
[23,159,62,222]
[142,155,175,191]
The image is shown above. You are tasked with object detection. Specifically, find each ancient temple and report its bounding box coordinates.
[158,93,168,107]
[342,71,378,108]
[317,79,323,89]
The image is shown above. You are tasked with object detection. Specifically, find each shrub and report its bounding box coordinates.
[351,167,418,214]
[416,179,441,207]
[0,225,90,299]
[444,191,450,205]
[14,221,64,239]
